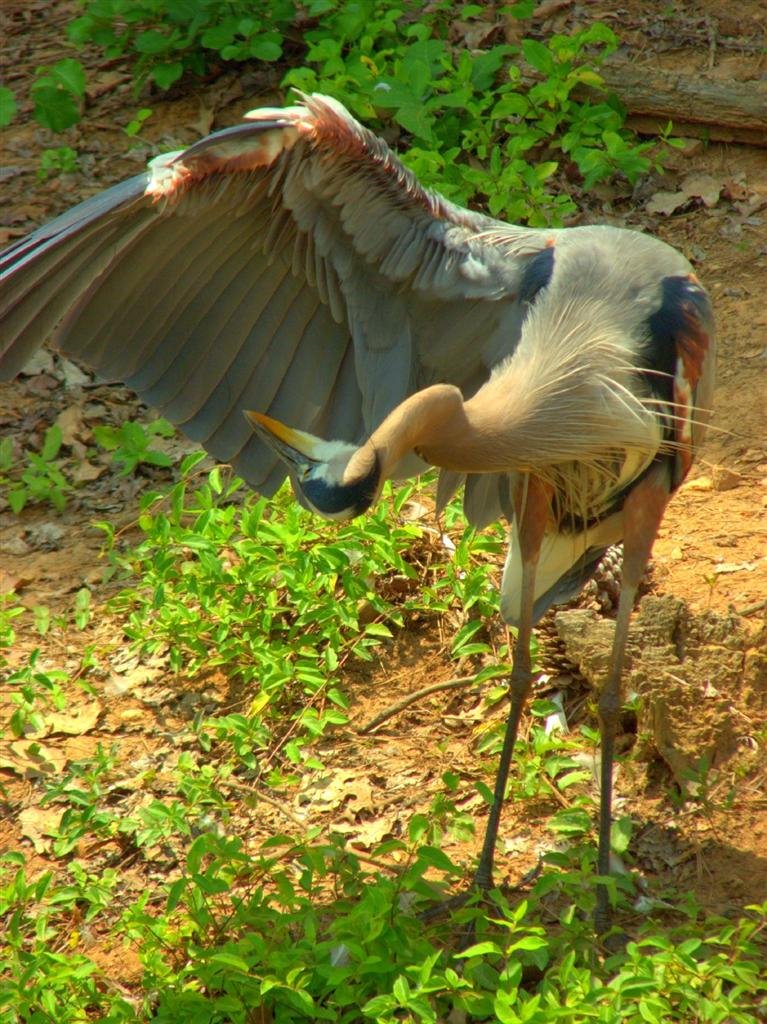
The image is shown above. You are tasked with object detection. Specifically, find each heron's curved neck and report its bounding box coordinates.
[343,382,522,484]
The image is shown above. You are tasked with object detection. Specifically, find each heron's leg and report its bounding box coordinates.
[594,477,669,934]
[473,477,550,891]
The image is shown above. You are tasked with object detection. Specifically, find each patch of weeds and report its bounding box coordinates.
[67,0,295,90]
[93,417,175,475]
[31,589,93,639]
[97,456,425,770]
[671,754,738,826]
[37,145,80,181]
[0,852,136,1023]
[41,744,122,856]
[476,698,592,810]
[0,595,25,654]
[114,832,767,1022]
[4,650,69,738]
[0,425,72,513]
[124,105,153,139]
[3,635,766,1022]
[283,4,664,224]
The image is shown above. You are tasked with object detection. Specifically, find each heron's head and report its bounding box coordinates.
[245,411,380,521]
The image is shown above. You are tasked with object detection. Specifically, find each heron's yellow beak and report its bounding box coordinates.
[245,410,326,466]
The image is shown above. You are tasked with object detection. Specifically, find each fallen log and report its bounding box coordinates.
[578,59,767,147]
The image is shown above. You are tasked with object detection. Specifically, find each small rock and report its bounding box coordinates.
[0,535,31,555]
[24,522,65,551]
[19,351,55,376]
[58,358,92,388]
[26,373,59,395]
[711,466,743,492]
[682,475,712,492]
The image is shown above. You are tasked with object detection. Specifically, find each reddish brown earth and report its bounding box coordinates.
[0,0,766,987]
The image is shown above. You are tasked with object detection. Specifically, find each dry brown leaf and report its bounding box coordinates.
[681,174,723,208]
[534,0,574,17]
[299,768,376,815]
[0,569,30,594]
[55,406,87,446]
[193,101,216,137]
[0,228,24,245]
[647,174,724,216]
[72,461,107,483]
[19,806,62,853]
[19,350,55,376]
[646,190,688,217]
[343,777,376,817]
[712,467,744,492]
[724,178,751,202]
[3,740,67,776]
[39,702,103,737]
[349,815,397,849]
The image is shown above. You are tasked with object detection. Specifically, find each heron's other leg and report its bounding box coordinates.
[595,476,669,934]
[474,476,550,891]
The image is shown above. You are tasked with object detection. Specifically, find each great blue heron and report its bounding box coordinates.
[0,93,715,933]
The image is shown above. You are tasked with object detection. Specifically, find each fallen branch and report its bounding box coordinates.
[578,59,767,148]
[735,597,767,617]
[358,675,481,734]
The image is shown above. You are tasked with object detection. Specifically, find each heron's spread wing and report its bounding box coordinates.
[0,93,549,494]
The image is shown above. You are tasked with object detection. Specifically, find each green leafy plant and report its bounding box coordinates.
[31,58,87,132]
[38,145,80,181]
[124,105,153,137]
[280,4,660,224]
[93,417,175,475]
[97,457,430,770]
[67,0,298,90]
[5,650,69,738]
[0,425,72,513]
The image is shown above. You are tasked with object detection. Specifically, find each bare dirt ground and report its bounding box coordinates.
[1,0,766,986]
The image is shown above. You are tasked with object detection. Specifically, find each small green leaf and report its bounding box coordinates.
[250,38,282,61]
[51,58,87,98]
[455,940,502,958]
[41,426,63,462]
[364,622,392,637]
[0,86,16,127]
[151,62,184,89]
[134,29,172,54]
[209,951,251,973]
[32,86,81,133]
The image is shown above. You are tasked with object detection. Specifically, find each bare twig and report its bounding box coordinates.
[705,15,717,72]
[358,675,481,734]
[736,597,767,617]
[222,779,305,828]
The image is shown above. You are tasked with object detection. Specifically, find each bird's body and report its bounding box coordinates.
[0,93,715,931]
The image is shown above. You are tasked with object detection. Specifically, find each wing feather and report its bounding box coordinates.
[0,92,549,493]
